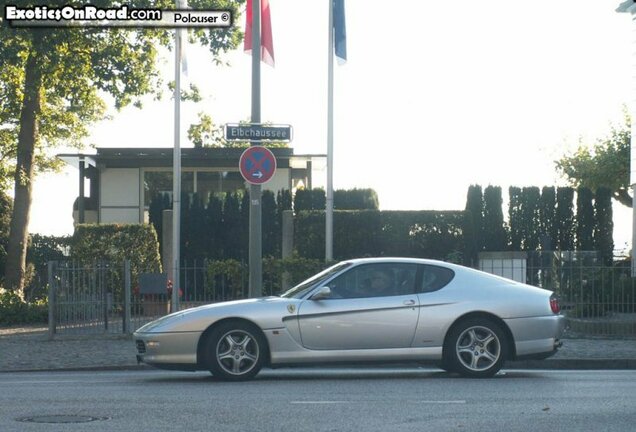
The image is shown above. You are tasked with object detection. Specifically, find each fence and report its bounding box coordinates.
[481,251,636,337]
[48,256,636,338]
[46,259,285,337]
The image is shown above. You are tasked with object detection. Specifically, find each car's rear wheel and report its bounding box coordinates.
[445,318,507,378]
[204,321,266,381]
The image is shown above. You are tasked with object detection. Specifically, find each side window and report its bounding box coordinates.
[418,265,455,293]
[326,263,418,299]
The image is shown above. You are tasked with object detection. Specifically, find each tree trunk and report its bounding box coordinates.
[4,45,43,294]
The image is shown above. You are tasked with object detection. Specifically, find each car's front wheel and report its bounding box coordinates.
[445,318,507,378]
[204,321,266,381]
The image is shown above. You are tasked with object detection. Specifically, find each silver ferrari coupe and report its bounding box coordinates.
[134,258,565,380]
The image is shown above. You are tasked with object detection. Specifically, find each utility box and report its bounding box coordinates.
[478,252,527,283]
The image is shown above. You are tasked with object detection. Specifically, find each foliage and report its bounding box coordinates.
[70,224,162,288]
[206,259,246,300]
[508,186,522,250]
[263,254,334,296]
[205,255,333,298]
[294,210,465,262]
[594,187,614,266]
[539,186,558,251]
[188,115,290,148]
[556,187,575,251]
[25,234,70,301]
[294,188,326,212]
[464,185,483,264]
[576,187,595,251]
[334,188,379,210]
[0,288,47,326]
[483,186,507,251]
[555,112,631,207]
[0,0,245,292]
[0,191,12,280]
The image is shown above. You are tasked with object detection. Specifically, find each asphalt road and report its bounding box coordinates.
[0,368,634,432]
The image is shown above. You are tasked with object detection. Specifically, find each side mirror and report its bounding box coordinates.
[311,286,331,300]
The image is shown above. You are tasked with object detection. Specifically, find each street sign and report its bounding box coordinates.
[239,146,277,185]
[225,124,292,142]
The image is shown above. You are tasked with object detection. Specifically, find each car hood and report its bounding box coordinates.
[135,296,299,333]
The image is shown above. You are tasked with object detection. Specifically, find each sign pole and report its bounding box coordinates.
[171,16,182,312]
[249,0,263,297]
[326,0,334,262]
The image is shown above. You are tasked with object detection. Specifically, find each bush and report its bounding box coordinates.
[295,210,465,261]
[70,224,162,290]
[0,289,48,326]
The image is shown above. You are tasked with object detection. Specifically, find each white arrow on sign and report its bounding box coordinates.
[252,171,263,179]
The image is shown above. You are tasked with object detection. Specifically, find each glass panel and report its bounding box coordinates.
[144,171,172,206]
[196,171,245,203]
[143,171,194,206]
[327,263,418,299]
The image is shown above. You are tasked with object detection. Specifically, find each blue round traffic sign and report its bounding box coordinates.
[239,146,277,185]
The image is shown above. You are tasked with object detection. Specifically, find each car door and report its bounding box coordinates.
[297,263,420,350]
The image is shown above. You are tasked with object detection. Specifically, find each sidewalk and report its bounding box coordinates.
[1,325,635,373]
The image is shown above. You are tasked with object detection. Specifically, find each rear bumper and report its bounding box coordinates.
[504,314,566,358]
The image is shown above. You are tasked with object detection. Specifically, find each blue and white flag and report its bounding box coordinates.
[333,0,346,64]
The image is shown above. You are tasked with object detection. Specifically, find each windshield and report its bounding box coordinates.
[280,262,352,299]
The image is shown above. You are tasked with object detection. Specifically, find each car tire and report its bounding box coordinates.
[204,321,267,381]
[444,317,507,378]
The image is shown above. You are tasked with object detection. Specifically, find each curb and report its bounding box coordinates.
[507,359,636,370]
[2,359,636,374]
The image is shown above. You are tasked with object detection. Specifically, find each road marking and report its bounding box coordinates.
[290,400,466,405]
[291,401,348,404]
[413,400,466,404]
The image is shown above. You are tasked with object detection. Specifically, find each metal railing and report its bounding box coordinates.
[48,256,636,338]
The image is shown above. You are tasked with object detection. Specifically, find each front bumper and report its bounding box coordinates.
[134,331,201,370]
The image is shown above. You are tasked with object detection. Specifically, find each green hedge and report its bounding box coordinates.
[0,289,48,326]
[206,256,333,298]
[295,210,466,262]
[70,224,162,286]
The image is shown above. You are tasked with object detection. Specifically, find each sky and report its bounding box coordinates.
[29,0,634,254]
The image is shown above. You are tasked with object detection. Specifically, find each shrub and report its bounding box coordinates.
[0,288,48,326]
[70,224,162,291]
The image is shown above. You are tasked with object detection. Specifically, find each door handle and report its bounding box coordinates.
[403,299,416,306]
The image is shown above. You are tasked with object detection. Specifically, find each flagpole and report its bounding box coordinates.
[326,0,334,262]
[171,10,182,312]
[249,0,263,297]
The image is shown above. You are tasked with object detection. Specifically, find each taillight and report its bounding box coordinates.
[550,295,560,314]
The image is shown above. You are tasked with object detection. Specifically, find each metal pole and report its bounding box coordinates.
[326,0,334,261]
[123,260,131,334]
[78,158,85,224]
[172,18,182,311]
[47,261,56,340]
[249,0,263,297]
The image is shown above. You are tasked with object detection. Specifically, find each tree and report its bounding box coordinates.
[482,186,507,251]
[594,187,614,265]
[508,187,522,251]
[205,193,224,260]
[262,190,278,257]
[539,186,558,251]
[520,187,541,251]
[556,187,575,251]
[0,0,244,293]
[575,187,595,251]
[188,114,289,148]
[0,192,13,281]
[556,112,631,208]
[463,185,483,265]
[222,191,242,260]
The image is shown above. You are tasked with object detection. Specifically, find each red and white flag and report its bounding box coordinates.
[244,0,275,67]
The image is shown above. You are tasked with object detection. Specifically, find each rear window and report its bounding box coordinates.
[418,265,455,293]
